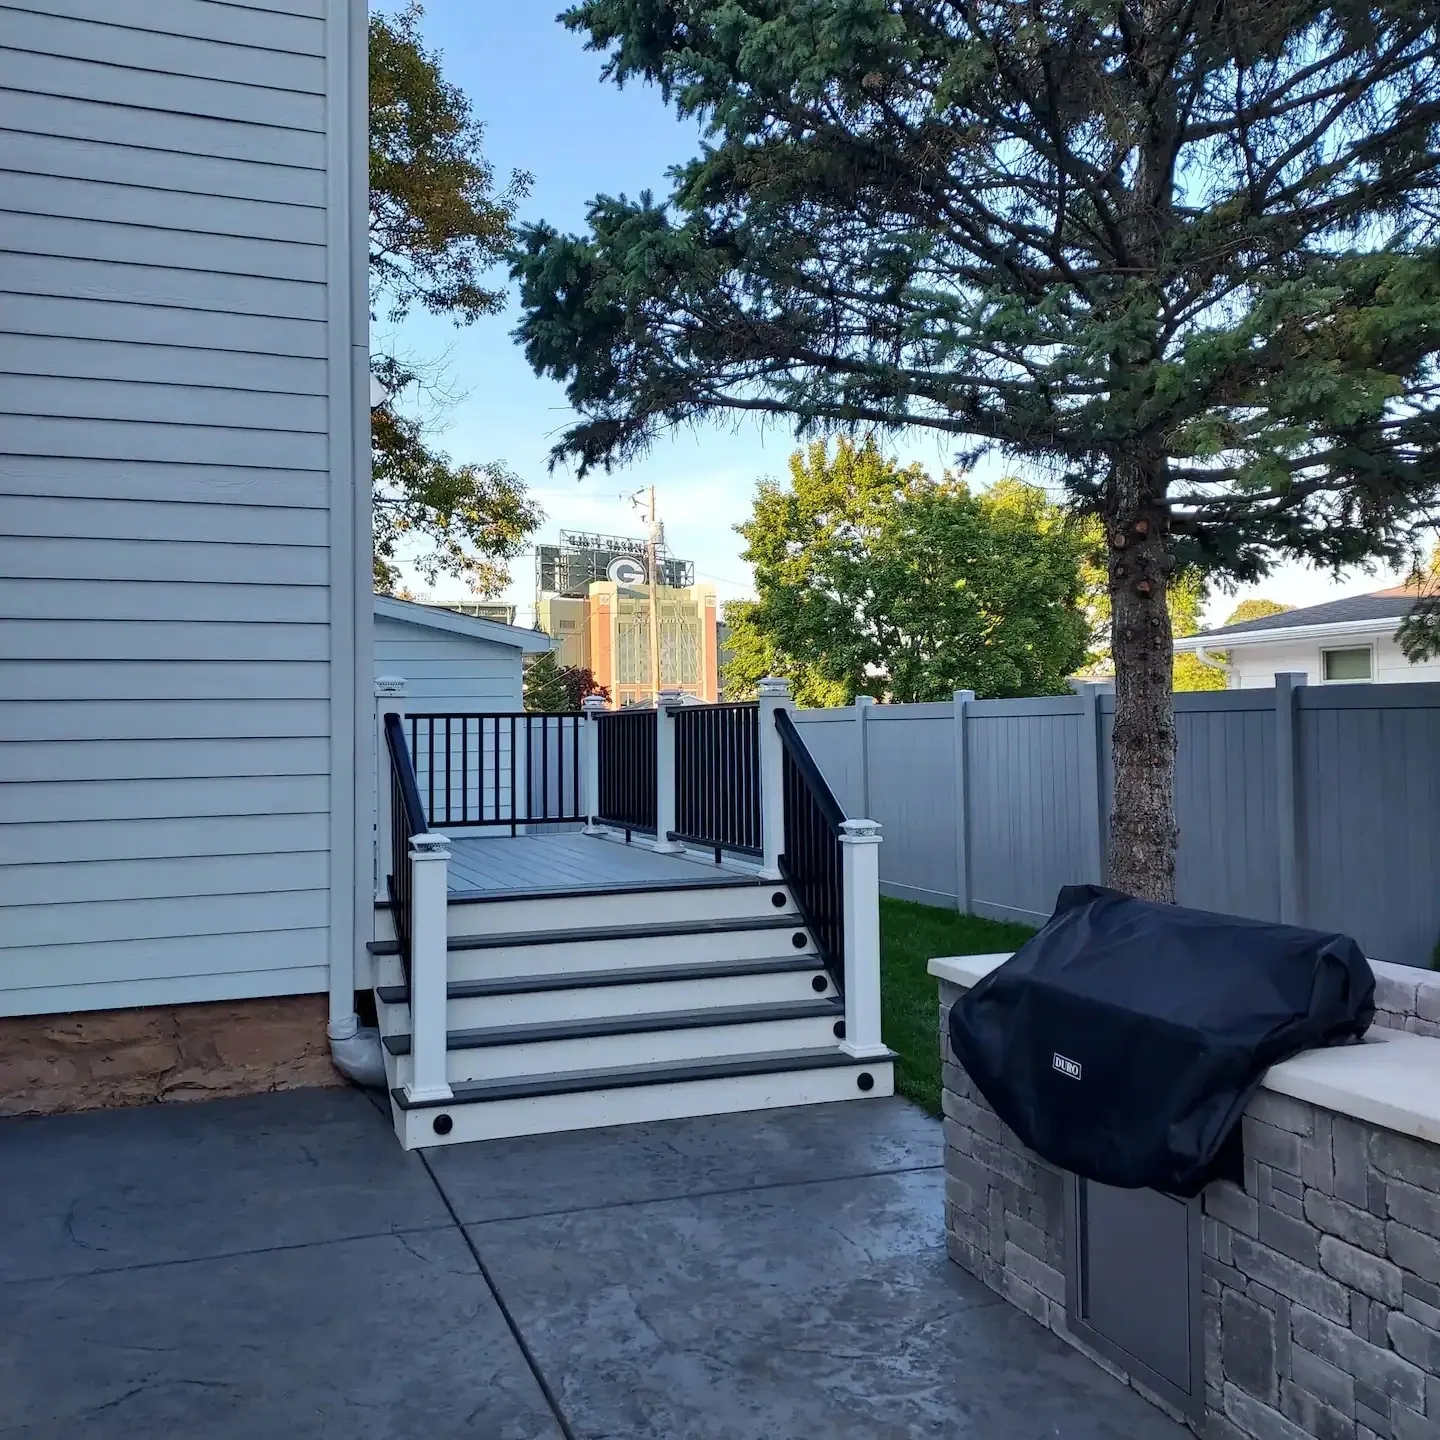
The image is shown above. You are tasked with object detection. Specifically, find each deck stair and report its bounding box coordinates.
[371,682,894,1150]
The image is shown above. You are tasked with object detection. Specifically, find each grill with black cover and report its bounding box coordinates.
[948,885,1375,1196]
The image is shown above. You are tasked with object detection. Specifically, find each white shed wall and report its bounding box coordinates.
[0,0,365,1018]
[373,615,525,713]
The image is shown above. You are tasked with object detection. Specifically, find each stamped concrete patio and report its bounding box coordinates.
[0,1088,1185,1439]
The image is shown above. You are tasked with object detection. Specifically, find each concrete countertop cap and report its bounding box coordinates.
[929,953,1440,1148]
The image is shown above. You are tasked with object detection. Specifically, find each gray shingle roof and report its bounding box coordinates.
[1200,591,1416,638]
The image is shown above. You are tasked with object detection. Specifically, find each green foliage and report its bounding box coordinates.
[1395,544,1440,661]
[370,4,539,592]
[723,439,1097,704]
[523,651,609,712]
[1225,599,1296,626]
[1170,573,1227,692]
[1170,593,1294,688]
[880,898,1036,1115]
[513,0,1440,893]
[514,0,1440,578]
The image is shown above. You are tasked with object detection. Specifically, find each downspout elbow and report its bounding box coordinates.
[328,1017,387,1089]
[1192,645,1230,677]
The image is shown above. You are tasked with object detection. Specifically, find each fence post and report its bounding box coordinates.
[1274,671,1307,924]
[375,676,406,903]
[1078,682,1110,886]
[952,690,974,913]
[404,832,454,1105]
[839,818,888,1059]
[757,676,792,880]
[854,693,875,819]
[653,687,687,853]
[581,694,607,835]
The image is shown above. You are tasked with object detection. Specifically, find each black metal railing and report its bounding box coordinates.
[671,701,762,858]
[407,712,584,833]
[775,708,846,993]
[596,706,658,836]
[383,710,428,977]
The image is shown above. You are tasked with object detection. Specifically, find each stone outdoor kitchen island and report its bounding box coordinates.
[932,954,1440,1440]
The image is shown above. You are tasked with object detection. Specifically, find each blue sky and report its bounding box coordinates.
[389,3,1405,627]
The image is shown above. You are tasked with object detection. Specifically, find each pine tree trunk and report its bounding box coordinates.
[1106,456,1176,901]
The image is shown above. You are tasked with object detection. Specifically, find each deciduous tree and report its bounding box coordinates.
[1225,599,1296,627]
[524,651,610,712]
[370,4,540,592]
[1171,575,1226,692]
[723,440,1096,703]
[514,0,1440,900]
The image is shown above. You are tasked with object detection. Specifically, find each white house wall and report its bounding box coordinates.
[1224,635,1440,688]
[0,0,365,1018]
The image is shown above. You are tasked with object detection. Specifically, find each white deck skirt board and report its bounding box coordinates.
[443,831,755,897]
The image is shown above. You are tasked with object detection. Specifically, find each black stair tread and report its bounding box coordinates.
[375,953,824,1007]
[367,912,803,959]
[391,1045,894,1110]
[382,995,843,1055]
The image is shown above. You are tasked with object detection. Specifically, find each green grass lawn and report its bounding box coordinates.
[879,897,1036,1116]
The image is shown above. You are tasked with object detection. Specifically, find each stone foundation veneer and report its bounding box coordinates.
[938,964,1440,1440]
[0,995,344,1116]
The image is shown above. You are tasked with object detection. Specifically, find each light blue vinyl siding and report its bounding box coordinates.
[0,0,344,1016]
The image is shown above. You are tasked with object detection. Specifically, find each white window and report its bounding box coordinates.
[1321,646,1373,682]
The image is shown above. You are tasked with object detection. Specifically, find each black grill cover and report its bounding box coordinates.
[948,885,1375,1196]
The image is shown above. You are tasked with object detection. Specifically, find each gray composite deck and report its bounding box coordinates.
[445,830,756,898]
[0,1088,1186,1439]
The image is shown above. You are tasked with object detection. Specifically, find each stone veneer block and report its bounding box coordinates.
[936,968,1440,1440]
[0,995,343,1116]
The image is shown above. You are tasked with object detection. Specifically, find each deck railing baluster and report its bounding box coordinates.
[402,711,587,832]
[664,701,761,858]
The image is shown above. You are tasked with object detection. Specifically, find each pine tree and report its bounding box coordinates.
[514,0,1440,899]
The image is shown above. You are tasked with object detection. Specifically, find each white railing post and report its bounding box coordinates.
[653,687,687,852]
[404,832,454,1105]
[839,818,888,1059]
[374,676,407,902]
[581,694,607,835]
[757,676,792,880]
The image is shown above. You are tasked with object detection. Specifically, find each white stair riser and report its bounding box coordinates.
[443,926,813,983]
[391,1060,896,1148]
[392,1014,842,1085]
[374,890,796,946]
[457,885,794,936]
[377,967,835,1032]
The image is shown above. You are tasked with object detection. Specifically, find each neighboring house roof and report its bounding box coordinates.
[374,595,551,653]
[1173,587,1417,653]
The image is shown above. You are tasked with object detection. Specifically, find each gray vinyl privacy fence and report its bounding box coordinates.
[791,677,1440,969]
